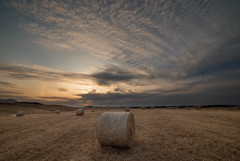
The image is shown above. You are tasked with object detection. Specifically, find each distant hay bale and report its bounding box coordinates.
[56,110,61,114]
[195,106,202,110]
[96,112,135,148]
[16,111,24,117]
[125,108,130,112]
[76,109,84,116]
[91,110,95,112]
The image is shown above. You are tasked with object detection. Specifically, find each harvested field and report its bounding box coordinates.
[0,108,239,161]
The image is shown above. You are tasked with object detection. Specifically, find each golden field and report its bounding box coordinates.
[0,104,239,161]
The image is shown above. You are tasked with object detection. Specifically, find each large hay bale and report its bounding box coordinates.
[76,109,84,116]
[16,111,24,117]
[96,112,135,148]
[56,110,61,114]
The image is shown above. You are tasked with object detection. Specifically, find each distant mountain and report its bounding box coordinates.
[0,99,17,103]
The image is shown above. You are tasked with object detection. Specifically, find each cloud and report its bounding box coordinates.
[114,87,131,93]
[186,37,240,77]
[78,83,240,106]
[0,63,92,84]
[58,88,68,92]
[1,62,239,104]
[1,1,240,106]
[0,63,151,86]
[0,90,20,96]
[31,38,74,50]
[0,89,25,100]
[0,81,23,98]
[39,96,70,101]
[92,65,148,85]
[40,98,83,107]
[7,0,240,74]
[0,81,18,88]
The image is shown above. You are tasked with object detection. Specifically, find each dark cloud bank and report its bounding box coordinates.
[42,85,240,106]
[78,91,240,106]
[92,66,148,86]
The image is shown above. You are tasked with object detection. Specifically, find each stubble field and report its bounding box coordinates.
[0,106,239,161]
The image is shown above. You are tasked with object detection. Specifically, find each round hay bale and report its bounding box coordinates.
[16,111,24,117]
[195,106,202,110]
[125,108,130,112]
[76,109,84,116]
[56,110,61,114]
[96,112,135,148]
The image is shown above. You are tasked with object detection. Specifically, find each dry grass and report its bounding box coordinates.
[0,107,239,161]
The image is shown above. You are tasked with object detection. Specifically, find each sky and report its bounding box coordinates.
[0,0,240,107]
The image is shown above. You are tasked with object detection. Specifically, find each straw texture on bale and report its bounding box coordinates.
[76,109,84,116]
[16,111,24,117]
[96,112,135,148]
[56,110,60,114]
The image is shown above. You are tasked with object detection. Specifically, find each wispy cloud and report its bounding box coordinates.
[0,63,92,84]
[0,81,18,88]
[6,0,240,75]
[0,81,24,99]
[1,0,240,105]
[58,88,68,92]
[0,63,151,86]
[39,96,71,101]
[92,65,149,86]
